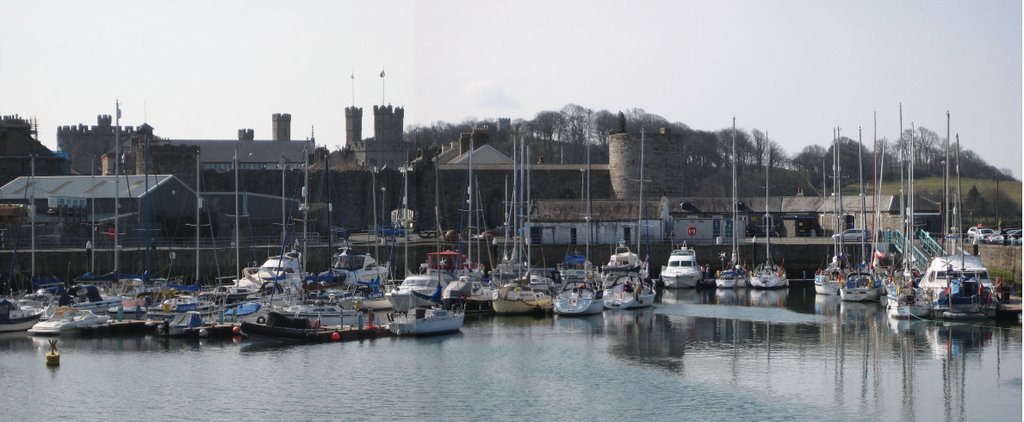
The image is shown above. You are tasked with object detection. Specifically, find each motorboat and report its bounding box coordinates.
[660,245,702,289]
[932,271,997,320]
[387,274,447,312]
[441,276,495,314]
[233,251,305,296]
[223,301,265,323]
[27,307,110,335]
[552,278,604,316]
[309,246,390,290]
[0,298,44,332]
[603,241,643,275]
[839,271,883,302]
[239,311,327,342]
[60,284,125,313]
[154,311,206,336]
[387,307,464,336]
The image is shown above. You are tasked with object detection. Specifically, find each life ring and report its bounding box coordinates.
[256,316,266,324]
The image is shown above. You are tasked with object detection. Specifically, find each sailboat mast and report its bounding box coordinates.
[638,128,645,260]
[302,140,310,276]
[195,153,201,283]
[90,161,96,274]
[731,118,738,265]
[234,148,240,282]
[858,126,866,265]
[29,155,35,281]
[113,100,120,282]
[870,113,878,270]
[955,135,964,269]
[943,111,951,250]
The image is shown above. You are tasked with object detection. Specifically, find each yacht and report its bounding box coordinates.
[28,307,110,335]
[388,307,464,336]
[553,276,604,316]
[0,298,44,332]
[660,245,702,289]
[839,271,882,302]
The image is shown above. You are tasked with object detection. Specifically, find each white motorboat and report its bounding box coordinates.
[388,307,464,336]
[62,284,125,313]
[814,266,841,295]
[386,274,448,312]
[441,276,495,314]
[313,246,391,288]
[660,245,702,289]
[154,311,206,336]
[553,278,605,316]
[603,274,655,310]
[839,271,882,302]
[0,299,44,332]
[28,307,110,335]
[233,251,305,295]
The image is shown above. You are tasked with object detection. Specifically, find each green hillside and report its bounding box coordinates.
[844,176,1021,226]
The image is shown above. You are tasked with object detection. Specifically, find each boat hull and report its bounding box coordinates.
[0,313,43,332]
[553,297,605,315]
[840,287,881,302]
[388,309,463,336]
[662,272,700,289]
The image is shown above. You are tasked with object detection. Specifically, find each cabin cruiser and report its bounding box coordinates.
[312,246,390,289]
[919,255,998,319]
[660,245,702,289]
[232,251,305,297]
[154,311,207,336]
[28,307,110,335]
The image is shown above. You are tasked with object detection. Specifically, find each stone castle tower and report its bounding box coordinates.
[608,127,686,200]
[57,115,136,175]
[272,113,291,141]
[344,104,407,168]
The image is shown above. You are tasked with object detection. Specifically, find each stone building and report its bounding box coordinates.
[608,127,687,200]
[343,104,408,168]
[57,114,137,175]
[0,115,69,186]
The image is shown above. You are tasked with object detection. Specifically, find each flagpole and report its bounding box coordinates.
[380,68,386,105]
[350,70,355,107]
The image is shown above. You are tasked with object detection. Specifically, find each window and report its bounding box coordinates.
[570,228,577,245]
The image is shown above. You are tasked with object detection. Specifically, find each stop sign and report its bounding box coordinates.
[687,226,697,236]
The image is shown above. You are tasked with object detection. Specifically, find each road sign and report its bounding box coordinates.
[687,226,697,237]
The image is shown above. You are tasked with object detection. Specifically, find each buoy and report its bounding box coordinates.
[199,328,208,337]
[256,316,266,324]
[330,331,341,341]
[232,325,241,335]
[45,339,60,367]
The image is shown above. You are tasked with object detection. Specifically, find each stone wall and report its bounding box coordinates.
[608,129,686,200]
[979,245,1022,282]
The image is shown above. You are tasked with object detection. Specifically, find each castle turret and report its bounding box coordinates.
[373,105,404,144]
[272,113,291,141]
[345,106,363,145]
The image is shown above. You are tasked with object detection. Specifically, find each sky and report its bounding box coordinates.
[1,0,1021,177]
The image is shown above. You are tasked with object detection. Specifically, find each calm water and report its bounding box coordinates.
[2,285,1020,421]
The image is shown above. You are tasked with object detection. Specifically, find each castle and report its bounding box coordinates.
[342,104,408,168]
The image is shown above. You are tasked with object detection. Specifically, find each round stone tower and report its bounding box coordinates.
[608,127,684,200]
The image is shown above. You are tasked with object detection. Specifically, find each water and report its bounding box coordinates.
[2,285,1020,421]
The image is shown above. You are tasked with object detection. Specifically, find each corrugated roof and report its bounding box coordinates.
[0,175,188,200]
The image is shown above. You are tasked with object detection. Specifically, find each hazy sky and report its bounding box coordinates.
[2,0,1020,177]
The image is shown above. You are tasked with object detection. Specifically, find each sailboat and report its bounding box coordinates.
[920,135,997,320]
[840,128,882,302]
[603,128,655,309]
[716,118,746,289]
[554,127,603,316]
[748,154,788,289]
[814,128,844,295]
[884,117,930,318]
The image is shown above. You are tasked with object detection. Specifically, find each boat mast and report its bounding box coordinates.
[638,128,644,263]
[234,148,240,282]
[870,113,878,270]
[90,161,96,274]
[195,153,201,283]
[731,118,738,267]
[29,155,35,282]
[114,100,121,282]
[764,136,771,266]
[858,126,866,266]
[585,109,592,266]
[955,135,964,270]
[302,139,310,276]
[943,111,951,251]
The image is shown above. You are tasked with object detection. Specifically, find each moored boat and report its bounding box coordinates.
[660,245,702,289]
[387,307,464,336]
[0,298,44,332]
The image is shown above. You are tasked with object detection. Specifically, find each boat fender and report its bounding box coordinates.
[314,319,321,329]
[256,316,266,324]
[387,312,394,323]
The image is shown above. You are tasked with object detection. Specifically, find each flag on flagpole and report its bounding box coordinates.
[116,101,122,119]
[380,69,385,78]
[350,71,354,80]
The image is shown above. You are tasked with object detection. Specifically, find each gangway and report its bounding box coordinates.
[887,230,928,272]
[916,229,946,258]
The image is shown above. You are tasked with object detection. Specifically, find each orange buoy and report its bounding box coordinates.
[330,331,341,341]
[232,325,241,335]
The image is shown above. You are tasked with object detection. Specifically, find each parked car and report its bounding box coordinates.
[967,227,995,243]
[832,229,870,242]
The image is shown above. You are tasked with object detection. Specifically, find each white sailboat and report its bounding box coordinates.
[885,115,930,318]
[717,118,746,289]
[604,128,654,309]
[749,156,788,289]
[815,128,844,295]
[840,127,882,302]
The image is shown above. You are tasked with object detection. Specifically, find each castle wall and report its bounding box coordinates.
[608,129,686,200]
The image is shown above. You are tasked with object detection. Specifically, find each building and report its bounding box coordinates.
[0,115,70,186]
[57,114,136,175]
[343,104,408,168]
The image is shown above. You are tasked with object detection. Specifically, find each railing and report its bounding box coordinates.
[888,230,928,272]
[917,229,947,258]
